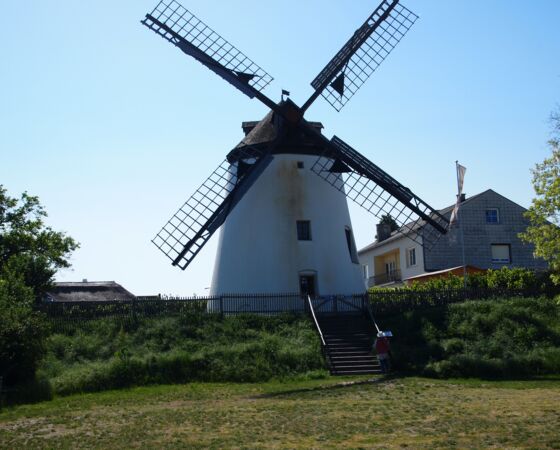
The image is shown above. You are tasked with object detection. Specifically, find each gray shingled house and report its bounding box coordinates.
[358,189,547,288]
[45,281,135,302]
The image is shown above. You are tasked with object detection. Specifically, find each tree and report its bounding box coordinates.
[379,214,399,231]
[520,112,560,285]
[0,186,78,385]
[0,185,79,300]
[0,273,50,384]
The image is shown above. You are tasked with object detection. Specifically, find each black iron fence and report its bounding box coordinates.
[37,287,548,332]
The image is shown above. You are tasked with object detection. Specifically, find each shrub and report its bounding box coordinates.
[2,375,53,406]
[0,276,50,386]
[381,296,560,379]
[371,267,556,294]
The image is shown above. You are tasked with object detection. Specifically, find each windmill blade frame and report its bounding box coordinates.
[308,134,448,249]
[142,0,276,108]
[152,145,274,270]
[302,0,418,112]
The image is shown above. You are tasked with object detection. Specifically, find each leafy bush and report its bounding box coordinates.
[0,275,50,386]
[2,375,53,406]
[381,296,560,379]
[370,267,555,294]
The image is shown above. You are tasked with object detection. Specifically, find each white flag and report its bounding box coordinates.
[450,162,467,226]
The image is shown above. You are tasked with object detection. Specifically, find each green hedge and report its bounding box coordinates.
[370,267,555,294]
[380,295,560,379]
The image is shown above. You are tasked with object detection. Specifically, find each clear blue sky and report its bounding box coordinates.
[1,0,559,295]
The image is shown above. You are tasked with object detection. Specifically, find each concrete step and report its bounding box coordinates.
[328,350,372,356]
[330,355,377,361]
[332,368,382,375]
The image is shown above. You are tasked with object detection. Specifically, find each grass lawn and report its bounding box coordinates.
[1,376,560,449]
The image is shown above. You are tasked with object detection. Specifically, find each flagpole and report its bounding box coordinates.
[456,160,467,288]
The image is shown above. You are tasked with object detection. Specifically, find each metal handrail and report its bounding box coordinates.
[306,295,326,347]
[364,296,381,335]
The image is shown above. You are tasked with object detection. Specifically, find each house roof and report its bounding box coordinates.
[45,281,135,302]
[403,265,485,282]
[357,189,493,254]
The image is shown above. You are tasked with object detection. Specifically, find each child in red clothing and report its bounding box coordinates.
[374,332,391,373]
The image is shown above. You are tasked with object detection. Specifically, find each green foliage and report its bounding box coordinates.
[520,118,560,284]
[381,296,560,379]
[0,274,50,385]
[371,267,553,293]
[379,214,398,231]
[0,185,78,300]
[2,376,53,406]
[0,186,77,390]
[39,314,326,396]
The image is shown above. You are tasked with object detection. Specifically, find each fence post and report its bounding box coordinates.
[219,296,224,316]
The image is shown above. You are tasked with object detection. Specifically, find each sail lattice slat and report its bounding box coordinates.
[311,1,418,111]
[152,145,271,270]
[143,0,273,92]
[311,136,448,249]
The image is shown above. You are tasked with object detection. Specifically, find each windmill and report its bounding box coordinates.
[142,0,449,297]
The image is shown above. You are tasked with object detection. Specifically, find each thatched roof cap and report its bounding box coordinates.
[45,281,135,302]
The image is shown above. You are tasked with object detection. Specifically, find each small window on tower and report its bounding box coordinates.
[345,227,359,264]
[297,161,304,169]
[297,221,311,241]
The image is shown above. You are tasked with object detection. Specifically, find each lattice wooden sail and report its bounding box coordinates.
[310,136,448,249]
[142,0,273,98]
[152,146,273,270]
[305,0,418,112]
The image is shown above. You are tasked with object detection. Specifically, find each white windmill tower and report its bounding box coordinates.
[143,0,449,299]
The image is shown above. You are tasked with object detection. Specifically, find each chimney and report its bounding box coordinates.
[376,223,392,242]
[82,278,88,283]
[458,193,466,203]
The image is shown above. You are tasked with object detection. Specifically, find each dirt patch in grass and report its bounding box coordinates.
[1,377,560,449]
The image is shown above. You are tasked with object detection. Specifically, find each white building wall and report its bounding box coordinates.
[358,234,426,286]
[210,154,364,295]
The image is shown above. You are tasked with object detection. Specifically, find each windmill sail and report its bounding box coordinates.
[152,146,273,270]
[304,0,418,112]
[310,135,448,249]
[142,0,273,98]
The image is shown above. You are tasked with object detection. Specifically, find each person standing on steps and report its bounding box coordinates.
[374,332,391,374]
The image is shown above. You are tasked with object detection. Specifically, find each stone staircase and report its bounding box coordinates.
[317,313,382,376]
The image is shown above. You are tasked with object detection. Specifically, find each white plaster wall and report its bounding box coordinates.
[210,154,364,295]
[398,236,425,280]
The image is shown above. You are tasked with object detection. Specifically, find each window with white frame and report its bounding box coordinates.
[486,208,499,224]
[406,247,417,267]
[491,244,511,263]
